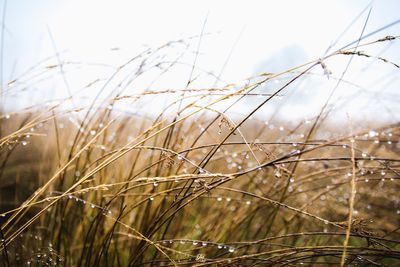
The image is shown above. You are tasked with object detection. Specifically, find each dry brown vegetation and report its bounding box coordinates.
[1,32,400,266]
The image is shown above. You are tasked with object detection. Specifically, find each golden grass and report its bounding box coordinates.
[1,34,400,266]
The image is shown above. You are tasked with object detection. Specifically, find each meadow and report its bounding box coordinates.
[0,31,400,266]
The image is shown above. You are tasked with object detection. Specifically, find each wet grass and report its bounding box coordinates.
[1,31,400,266]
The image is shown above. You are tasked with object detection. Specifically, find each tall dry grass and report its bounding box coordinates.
[1,31,400,266]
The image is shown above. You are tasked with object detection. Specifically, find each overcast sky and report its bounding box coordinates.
[2,1,399,79]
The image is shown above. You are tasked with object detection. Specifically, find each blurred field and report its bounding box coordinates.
[1,34,400,266]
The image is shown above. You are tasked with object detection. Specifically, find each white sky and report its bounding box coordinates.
[2,0,400,121]
[3,0,399,78]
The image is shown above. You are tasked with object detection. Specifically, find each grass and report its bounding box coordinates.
[1,30,400,266]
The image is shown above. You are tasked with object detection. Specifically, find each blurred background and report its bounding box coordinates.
[1,0,400,121]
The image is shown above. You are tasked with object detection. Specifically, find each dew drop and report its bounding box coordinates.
[293,149,300,155]
[368,130,377,138]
